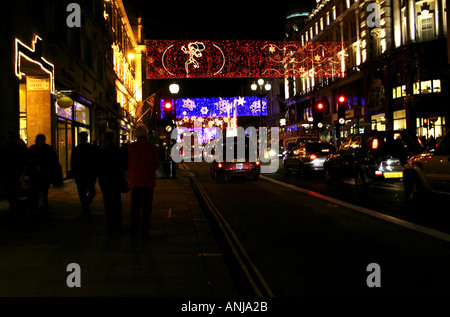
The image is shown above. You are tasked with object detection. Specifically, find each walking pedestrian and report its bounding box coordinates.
[27,134,62,218]
[98,130,127,236]
[2,131,28,219]
[128,125,160,241]
[71,131,98,218]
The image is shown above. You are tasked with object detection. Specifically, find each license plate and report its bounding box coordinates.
[236,163,243,169]
[384,172,403,178]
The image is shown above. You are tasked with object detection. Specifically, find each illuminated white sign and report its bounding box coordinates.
[15,35,55,93]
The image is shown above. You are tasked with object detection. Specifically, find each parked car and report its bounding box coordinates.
[283,142,337,177]
[323,130,424,190]
[210,136,260,183]
[403,131,450,205]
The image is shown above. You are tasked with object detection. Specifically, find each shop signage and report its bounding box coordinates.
[27,77,50,91]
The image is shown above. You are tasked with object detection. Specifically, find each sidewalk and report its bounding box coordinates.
[0,167,238,297]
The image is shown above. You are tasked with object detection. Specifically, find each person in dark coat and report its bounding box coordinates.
[98,130,127,236]
[3,131,28,219]
[71,132,98,218]
[27,134,62,217]
[128,125,160,241]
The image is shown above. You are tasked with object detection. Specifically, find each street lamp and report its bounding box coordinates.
[251,79,271,128]
[169,83,180,94]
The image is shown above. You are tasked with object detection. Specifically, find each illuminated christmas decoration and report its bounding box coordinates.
[160,96,267,119]
[146,40,346,79]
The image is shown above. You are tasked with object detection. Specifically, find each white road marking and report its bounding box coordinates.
[261,175,450,243]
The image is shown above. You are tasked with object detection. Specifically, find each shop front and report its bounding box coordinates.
[55,92,92,178]
[15,35,55,147]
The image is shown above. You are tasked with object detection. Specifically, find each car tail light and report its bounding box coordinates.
[375,171,383,176]
[255,161,260,166]
[372,138,379,149]
[417,137,424,148]
[218,163,223,168]
[309,154,319,161]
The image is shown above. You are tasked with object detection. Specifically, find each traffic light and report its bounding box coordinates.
[337,95,346,125]
[162,100,175,134]
[314,102,324,129]
[163,100,173,119]
[422,118,429,129]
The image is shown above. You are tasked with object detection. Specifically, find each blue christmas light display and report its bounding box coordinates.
[160,96,267,119]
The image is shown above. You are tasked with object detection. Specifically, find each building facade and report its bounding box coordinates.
[283,0,448,144]
[1,0,147,182]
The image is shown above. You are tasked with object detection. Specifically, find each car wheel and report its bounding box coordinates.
[404,173,423,207]
[283,162,290,175]
[253,174,260,181]
[215,173,224,184]
[297,163,305,178]
[324,167,334,185]
[355,169,369,191]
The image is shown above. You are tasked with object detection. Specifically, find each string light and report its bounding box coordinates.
[146,40,346,79]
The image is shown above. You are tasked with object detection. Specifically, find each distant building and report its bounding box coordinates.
[283,0,448,143]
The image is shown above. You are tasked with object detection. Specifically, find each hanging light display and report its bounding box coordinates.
[146,40,346,79]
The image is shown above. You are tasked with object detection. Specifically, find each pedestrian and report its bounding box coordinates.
[98,130,127,236]
[128,125,160,242]
[2,131,28,219]
[27,134,63,218]
[71,131,98,218]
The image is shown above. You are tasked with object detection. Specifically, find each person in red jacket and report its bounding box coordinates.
[128,125,160,241]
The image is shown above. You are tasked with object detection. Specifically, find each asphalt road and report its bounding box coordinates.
[186,161,450,297]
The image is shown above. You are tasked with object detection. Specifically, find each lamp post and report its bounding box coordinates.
[251,78,271,128]
[166,83,179,177]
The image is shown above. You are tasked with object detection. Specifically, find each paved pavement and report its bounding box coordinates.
[0,165,238,297]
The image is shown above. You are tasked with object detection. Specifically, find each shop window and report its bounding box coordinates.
[371,113,386,131]
[74,101,90,125]
[417,116,446,139]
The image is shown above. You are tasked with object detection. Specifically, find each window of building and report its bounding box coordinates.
[420,14,434,41]
[326,12,330,25]
[417,116,446,139]
[392,85,406,99]
[433,79,441,93]
[371,113,386,131]
[332,6,337,20]
[320,18,324,30]
[413,79,441,95]
[315,22,319,35]
[393,109,407,130]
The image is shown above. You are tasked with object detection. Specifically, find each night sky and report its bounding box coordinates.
[125,0,316,98]
[127,0,316,40]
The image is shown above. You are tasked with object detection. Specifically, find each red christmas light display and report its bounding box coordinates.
[145,40,346,79]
